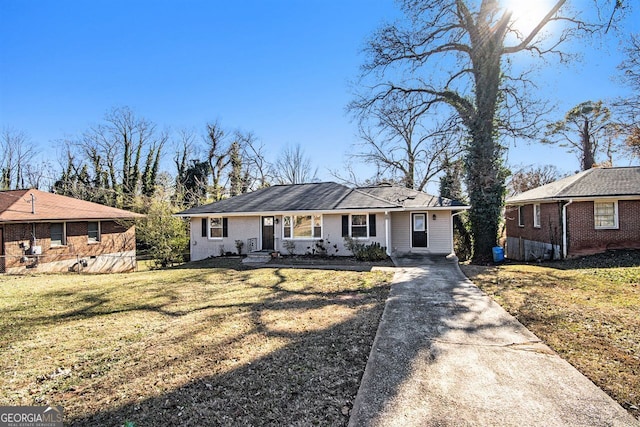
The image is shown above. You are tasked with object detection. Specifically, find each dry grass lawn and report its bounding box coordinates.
[461,252,640,420]
[0,258,392,426]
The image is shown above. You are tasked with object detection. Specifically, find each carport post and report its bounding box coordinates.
[384,211,391,256]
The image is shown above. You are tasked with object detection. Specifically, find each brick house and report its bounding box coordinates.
[0,189,143,273]
[504,167,640,260]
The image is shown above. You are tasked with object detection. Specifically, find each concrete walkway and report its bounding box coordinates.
[349,255,639,426]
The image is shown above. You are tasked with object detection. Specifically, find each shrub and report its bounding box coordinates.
[235,239,245,255]
[283,240,296,255]
[135,200,189,268]
[343,237,388,261]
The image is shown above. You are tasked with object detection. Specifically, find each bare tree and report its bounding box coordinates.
[350,92,464,191]
[353,0,612,261]
[508,164,563,197]
[0,128,36,190]
[237,131,272,190]
[55,106,166,207]
[274,143,318,185]
[616,33,640,162]
[543,101,618,170]
[205,121,232,201]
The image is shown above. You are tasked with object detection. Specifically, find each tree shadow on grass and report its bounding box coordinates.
[66,282,390,426]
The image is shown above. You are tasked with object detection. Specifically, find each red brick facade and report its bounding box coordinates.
[567,200,640,255]
[506,199,640,259]
[1,220,136,272]
[505,202,563,244]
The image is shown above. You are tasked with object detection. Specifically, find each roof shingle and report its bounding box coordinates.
[178,182,467,216]
[506,167,640,204]
[0,189,143,222]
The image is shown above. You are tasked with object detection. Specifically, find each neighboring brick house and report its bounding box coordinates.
[0,189,143,273]
[504,167,640,261]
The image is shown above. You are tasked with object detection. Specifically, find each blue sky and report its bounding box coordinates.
[0,0,638,192]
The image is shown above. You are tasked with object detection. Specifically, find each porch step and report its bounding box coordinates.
[242,251,273,264]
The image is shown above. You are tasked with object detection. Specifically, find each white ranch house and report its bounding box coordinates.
[177,182,469,260]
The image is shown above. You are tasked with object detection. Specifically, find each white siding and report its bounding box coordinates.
[190,213,390,259]
[277,213,387,256]
[390,210,453,255]
[391,211,411,253]
[428,212,453,254]
[190,216,260,261]
[189,211,455,259]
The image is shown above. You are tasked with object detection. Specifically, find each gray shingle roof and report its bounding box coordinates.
[177,182,467,216]
[356,185,467,208]
[506,167,640,204]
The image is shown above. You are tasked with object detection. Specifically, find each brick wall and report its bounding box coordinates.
[2,220,136,271]
[505,202,563,259]
[567,200,640,256]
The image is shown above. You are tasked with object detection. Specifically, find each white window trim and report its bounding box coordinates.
[533,204,541,228]
[350,213,369,239]
[518,206,524,227]
[50,222,67,247]
[88,221,101,243]
[594,200,619,230]
[208,216,224,240]
[282,214,323,240]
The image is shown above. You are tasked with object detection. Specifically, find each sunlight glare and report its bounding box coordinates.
[502,0,553,35]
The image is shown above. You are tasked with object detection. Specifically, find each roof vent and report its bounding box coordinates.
[377,182,393,187]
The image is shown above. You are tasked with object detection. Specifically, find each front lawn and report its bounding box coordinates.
[0,258,392,426]
[461,252,640,419]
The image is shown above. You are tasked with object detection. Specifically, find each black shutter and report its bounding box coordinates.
[369,214,376,237]
[342,215,349,237]
[222,218,228,237]
[201,218,207,237]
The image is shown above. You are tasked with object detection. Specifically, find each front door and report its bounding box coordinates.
[411,213,428,248]
[261,216,275,250]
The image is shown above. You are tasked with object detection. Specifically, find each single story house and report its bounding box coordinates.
[176,182,469,260]
[504,166,640,260]
[0,189,143,273]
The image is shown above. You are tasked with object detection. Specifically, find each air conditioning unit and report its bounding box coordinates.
[31,246,42,255]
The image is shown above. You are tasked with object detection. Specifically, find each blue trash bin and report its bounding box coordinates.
[492,246,504,263]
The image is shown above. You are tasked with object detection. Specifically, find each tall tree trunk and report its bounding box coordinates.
[581,118,595,170]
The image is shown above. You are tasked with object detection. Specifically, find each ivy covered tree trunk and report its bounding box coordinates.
[462,4,510,262]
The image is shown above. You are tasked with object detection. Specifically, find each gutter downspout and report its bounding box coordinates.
[384,211,391,256]
[450,210,464,256]
[562,199,573,259]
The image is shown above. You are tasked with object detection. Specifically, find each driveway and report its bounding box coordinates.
[348,255,638,426]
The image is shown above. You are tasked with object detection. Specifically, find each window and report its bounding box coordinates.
[341,214,376,238]
[282,215,322,239]
[594,201,618,229]
[351,214,368,238]
[518,206,524,227]
[50,223,65,246]
[283,216,292,238]
[209,217,223,238]
[533,204,541,228]
[88,221,100,243]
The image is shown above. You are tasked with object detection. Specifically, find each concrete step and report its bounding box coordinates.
[242,252,273,264]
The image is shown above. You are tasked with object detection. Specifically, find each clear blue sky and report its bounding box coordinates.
[0,0,638,192]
